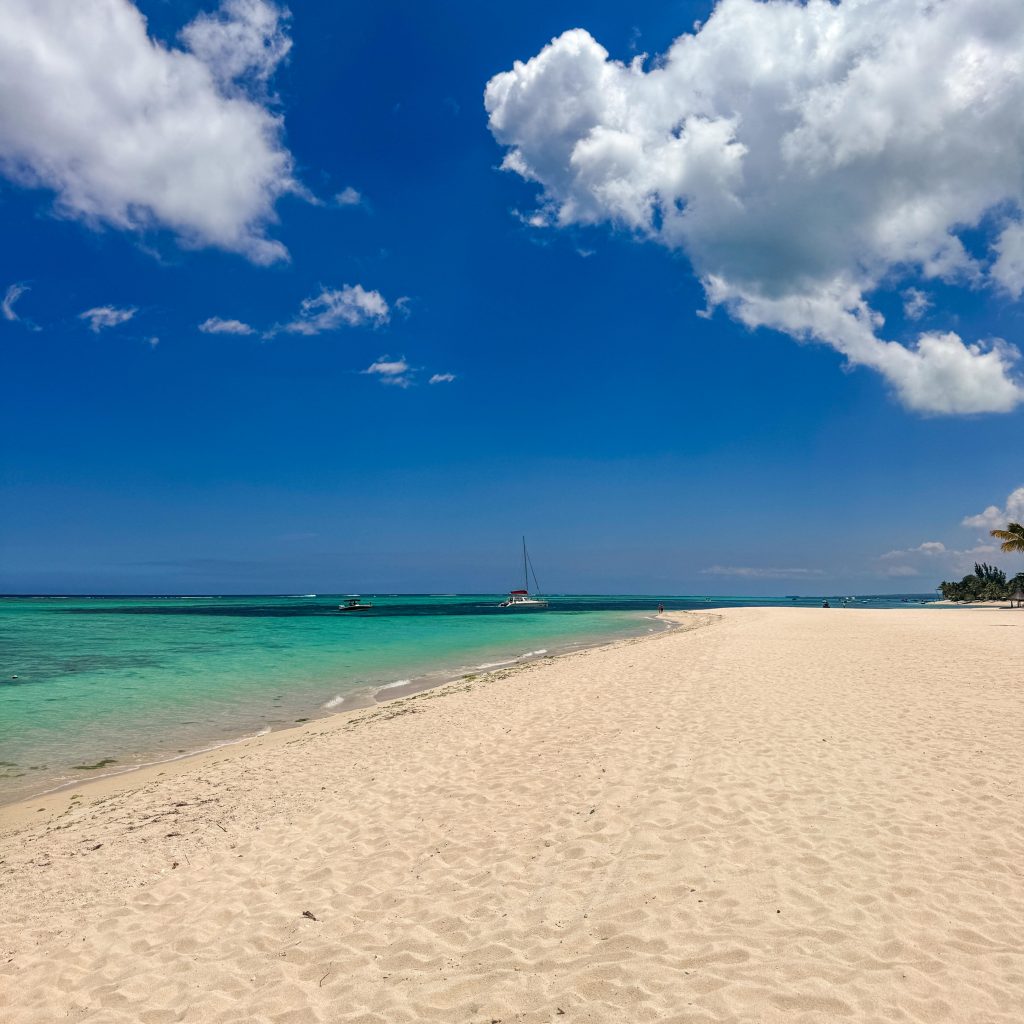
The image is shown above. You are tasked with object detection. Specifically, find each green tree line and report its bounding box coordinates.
[938,523,1024,602]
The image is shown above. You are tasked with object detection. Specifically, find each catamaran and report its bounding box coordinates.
[499,538,549,609]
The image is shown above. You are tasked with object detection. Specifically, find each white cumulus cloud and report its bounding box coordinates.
[485,1,1024,414]
[79,305,137,332]
[179,0,291,91]
[429,372,456,384]
[281,285,390,336]
[0,0,298,264]
[199,317,255,335]
[962,486,1024,531]
[992,223,1024,300]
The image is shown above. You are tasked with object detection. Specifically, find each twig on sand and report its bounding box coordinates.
[319,963,333,987]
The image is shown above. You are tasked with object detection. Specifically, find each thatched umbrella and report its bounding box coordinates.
[1011,589,1024,608]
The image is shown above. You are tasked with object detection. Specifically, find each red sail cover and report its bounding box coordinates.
[509,590,529,594]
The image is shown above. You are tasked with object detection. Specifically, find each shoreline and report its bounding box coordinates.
[0,606,674,809]
[0,611,684,821]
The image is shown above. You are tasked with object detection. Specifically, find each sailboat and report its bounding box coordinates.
[498,538,549,609]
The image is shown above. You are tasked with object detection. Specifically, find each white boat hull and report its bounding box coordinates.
[499,539,548,609]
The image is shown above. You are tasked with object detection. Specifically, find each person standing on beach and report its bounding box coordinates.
[657,602,665,614]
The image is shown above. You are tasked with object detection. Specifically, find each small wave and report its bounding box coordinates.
[376,678,413,692]
[254,726,271,737]
[323,694,345,709]
[474,648,550,671]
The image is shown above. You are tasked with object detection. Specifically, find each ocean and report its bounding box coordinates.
[0,593,932,803]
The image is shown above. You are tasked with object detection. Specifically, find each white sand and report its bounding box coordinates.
[2,607,1023,1023]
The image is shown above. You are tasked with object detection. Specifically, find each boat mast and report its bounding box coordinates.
[522,536,528,592]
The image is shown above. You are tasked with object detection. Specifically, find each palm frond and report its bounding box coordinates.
[990,522,1024,553]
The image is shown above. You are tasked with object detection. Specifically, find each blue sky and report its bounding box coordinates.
[1,0,1023,594]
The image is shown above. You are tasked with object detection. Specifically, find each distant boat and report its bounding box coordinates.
[499,538,548,609]
[338,597,373,611]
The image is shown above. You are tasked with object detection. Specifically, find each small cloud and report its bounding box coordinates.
[79,305,136,332]
[279,284,389,336]
[335,186,363,207]
[429,372,456,384]
[146,336,160,348]
[876,539,998,579]
[365,357,408,376]
[364,356,412,388]
[881,541,946,559]
[883,564,920,578]
[394,296,412,318]
[699,565,825,579]
[962,486,1024,531]
[902,287,932,320]
[576,248,595,258]
[877,486,1024,580]
[2,283,28,322]
[511,207,551,228]
[199,316,255,335]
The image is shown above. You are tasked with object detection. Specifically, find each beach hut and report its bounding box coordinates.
[1011,589,1024,608]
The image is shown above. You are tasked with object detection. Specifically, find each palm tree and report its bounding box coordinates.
[990,522,1024,554]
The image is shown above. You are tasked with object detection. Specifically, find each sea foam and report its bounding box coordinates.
[376,678,413,692]
[475,648,550,670]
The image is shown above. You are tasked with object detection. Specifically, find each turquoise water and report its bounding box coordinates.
[0,594,663,802]
[0,592,933,803]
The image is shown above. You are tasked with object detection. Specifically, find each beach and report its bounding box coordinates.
[1,605,1022,1022]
